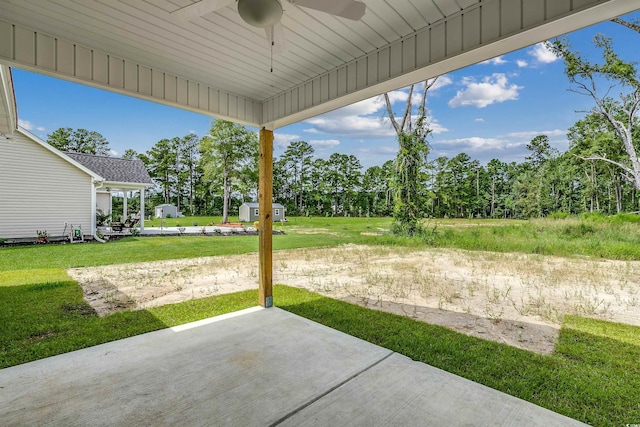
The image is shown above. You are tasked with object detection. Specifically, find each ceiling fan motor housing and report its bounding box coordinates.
[238,0,283,28]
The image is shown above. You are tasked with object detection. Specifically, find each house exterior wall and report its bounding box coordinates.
[0,133,93,239]
[96,191,111,215]
[239,203,284,222]
[155,204,177,218]
[239,204,250,222]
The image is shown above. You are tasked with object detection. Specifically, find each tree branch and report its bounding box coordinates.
[578,154,633,176]
[611,17,640,34]
[400,84,415,133]
[383,93,401,135]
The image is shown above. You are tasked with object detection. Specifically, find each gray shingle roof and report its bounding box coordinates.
[66,152,153,184]
[243,202,284,208]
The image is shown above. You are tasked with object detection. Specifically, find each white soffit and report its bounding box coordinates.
[0,0,639,129]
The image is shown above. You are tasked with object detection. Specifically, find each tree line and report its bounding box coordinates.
[46,114,640,221]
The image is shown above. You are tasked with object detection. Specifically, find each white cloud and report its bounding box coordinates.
[302,79,451,139]
[528,43,558,64]
[429,119,448,135]
[505,129,565,139]
[439,137,507,150]
[448,73,523,108]
[480,56,507,65]
[474,118,485,123]
[305,113,395,138]
[429,75,453,91]
[516,60,528,68]
[309,139,340,148]
[188,129,197,134]
[273,132,300,148]
[109,149,119,157]
[355,146,397,156]
[18,119,45,132]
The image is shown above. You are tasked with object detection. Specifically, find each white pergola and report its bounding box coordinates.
[1,0,638,306]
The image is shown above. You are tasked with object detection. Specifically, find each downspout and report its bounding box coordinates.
[92,179,106,243]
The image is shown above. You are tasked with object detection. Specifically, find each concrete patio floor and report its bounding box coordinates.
[0,307,586,426]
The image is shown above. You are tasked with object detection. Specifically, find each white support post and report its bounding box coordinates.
[140,188,145,232]
[123,191,128,220]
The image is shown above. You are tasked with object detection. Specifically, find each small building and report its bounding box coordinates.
[239,203,285,222]
[155,204,179,218]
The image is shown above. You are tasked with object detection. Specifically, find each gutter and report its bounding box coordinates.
[92,179,106,243]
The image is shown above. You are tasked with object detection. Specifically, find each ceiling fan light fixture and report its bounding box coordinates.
[238,0,283,28]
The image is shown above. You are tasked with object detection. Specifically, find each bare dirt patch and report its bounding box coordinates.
[68,244,640,354]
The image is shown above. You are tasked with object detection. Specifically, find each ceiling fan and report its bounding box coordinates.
[172,0,366,55]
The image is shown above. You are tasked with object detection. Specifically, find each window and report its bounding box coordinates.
[254,209,259,216]
[274,209,280,216]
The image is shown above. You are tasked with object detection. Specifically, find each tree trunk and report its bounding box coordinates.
[222,172,230,223]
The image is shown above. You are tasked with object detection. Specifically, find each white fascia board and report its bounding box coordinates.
[16,126,104,182]
[0,65,17,132]
[103,181,153,189]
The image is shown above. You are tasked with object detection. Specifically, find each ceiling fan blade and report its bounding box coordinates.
[171,0,235,21]
[265,23,287,56]
[291,0,365,20]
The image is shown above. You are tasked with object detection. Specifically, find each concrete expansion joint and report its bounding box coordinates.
[268,351,395,426]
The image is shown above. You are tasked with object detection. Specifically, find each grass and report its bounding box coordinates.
[0,277,257,368]
[2,215,640,425]
[423,217,640,260]
[0,217,391,271]
[4,216,640,272]
[1,279,637,427]
[276,286,640,427]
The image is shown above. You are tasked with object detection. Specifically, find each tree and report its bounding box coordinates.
[384,79,437,235]
[279,141,314,214]
[178,133,202,216]
[122,149,138,160]
[526,135,554,168]
[548,33,640,192]
[145,139,177,204]
[200,120,258,223]
[47,127,110,155]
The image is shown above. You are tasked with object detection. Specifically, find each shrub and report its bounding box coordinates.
[96,210,111,226]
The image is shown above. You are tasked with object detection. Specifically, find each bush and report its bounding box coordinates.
[549,211,570,219]
[96,210,111,226]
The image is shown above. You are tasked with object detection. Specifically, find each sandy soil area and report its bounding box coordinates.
[68,244,640,354]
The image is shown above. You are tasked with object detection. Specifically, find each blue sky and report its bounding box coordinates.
[13,11,639,169]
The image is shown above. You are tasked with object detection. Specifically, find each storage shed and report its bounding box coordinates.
[239,203,285,223]
[155,204,178,219]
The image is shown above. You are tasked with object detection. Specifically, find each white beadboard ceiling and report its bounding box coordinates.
[0,0,639,129]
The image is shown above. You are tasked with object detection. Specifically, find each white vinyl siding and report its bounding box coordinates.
[96,192,111,215]
[0,133,93,239]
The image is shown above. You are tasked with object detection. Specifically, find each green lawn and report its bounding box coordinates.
[4,215,640,272]
[2,216,640,426]
[0,281,637,427]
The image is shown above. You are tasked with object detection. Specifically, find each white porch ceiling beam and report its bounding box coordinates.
[263,0,640,129]
[0,18,263,128]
